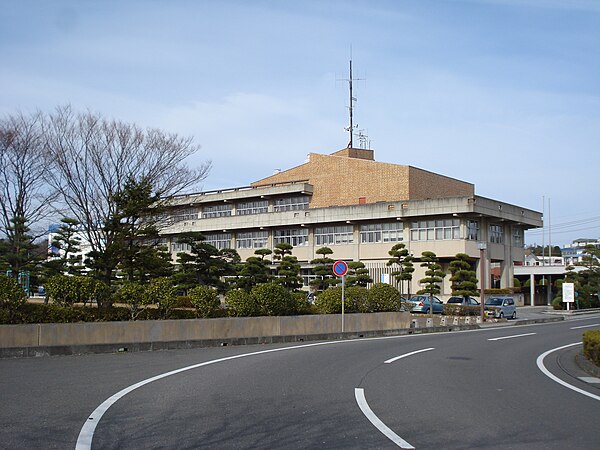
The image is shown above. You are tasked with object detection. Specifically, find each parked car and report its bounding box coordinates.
[407,295,444,314]
[484,296,517,319]
[446,296,480,306]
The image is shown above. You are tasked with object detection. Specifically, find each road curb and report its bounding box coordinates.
[575,351,600,378]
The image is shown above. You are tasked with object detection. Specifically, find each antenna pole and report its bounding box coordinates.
[348,60,354,148]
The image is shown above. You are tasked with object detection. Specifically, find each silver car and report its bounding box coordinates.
[484,296,517,319]
[446,296,480,306]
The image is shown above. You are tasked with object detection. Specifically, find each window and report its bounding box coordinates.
[489,224,503,244]
[467,220,480,241]
[171,242,191,253]
[202,204,232,218]
[410,218,459,241]
[170,208,199,223]
[236,231,268,249]
[360,222,404,243]
[273,228,308,246]
[273,196,309,212]
[237,200,268,215]
[204,233,232,249]
[512,227,523,248]
[315,225,354,246]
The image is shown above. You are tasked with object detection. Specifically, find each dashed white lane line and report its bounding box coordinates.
[536,342,600,402]
[384,347,435,364]
[488,333,536,341]
[570,324,600,330]
[354,388,415,449]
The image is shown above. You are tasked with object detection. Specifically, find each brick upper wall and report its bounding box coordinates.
[251,150,474,209]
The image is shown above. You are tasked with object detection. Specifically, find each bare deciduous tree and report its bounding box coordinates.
[0,111,57,275]
[44,105,211,284]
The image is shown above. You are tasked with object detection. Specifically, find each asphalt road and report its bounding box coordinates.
[1,315,599,449]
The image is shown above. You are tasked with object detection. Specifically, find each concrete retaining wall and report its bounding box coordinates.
[0,313,487,357]
[1,312,414,349]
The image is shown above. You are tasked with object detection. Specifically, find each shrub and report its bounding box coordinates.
[44,275,110,308]
[346,286,369,313]
[189,285,221,318]
[484,288,515,295]
[552,296,564,310]
[225,289,258,317]
[0,275,27,311]
[147,278,177,319]
[251,283,296,316]
[366,283,401,312]
[292,292,313,315]
[174,296,193,308]
[443,304,480,316]
[314,287,342,314]
[583,330,600,367]
[115,282,150,320]
[79,277,110,307]
[45,275,79,306]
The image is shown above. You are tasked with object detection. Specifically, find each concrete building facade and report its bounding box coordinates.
[161,149,542,298]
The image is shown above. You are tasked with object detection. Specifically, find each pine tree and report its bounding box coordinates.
[273,243,303,291]
[448,253,478,298]
[309,247,336,292]
[417,251,446,316]
[387,243,414,299]
[346,261,372,287]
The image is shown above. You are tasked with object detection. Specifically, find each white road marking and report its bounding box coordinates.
[354,388,415,449]
[75,334,435,449]
[536,342,600,402]
[488,333,536,341]
[76,341,349,449]
[570,324,600,330]
[384,347,435,364]
[75,320,580,449]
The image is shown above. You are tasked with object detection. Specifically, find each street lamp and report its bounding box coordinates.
[478,242,487,320]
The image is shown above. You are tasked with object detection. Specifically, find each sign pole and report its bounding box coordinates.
[332,260,349,334]
[342,274,345,333]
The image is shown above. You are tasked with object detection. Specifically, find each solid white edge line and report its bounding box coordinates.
[76,341,343,449]
[75,319,588,449]
[488,333,536,341]
[75,334,432,449]
[354,388,415,449]
[536,342,600,402]
[570,324,600,330]
[384,347,435,364]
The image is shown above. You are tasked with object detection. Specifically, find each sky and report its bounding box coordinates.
[1,0,599,247]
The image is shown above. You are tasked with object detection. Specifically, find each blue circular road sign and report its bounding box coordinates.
[333,260,349,277]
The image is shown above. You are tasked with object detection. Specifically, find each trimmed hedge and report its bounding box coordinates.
[583,330,600,367]
[443,304,480,316]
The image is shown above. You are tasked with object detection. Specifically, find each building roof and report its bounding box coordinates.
[251,148,474,209]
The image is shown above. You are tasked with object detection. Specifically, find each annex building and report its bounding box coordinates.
[160,148,542,298]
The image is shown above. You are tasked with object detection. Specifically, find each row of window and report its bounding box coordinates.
[170,220,524,251]
[170,196,310,223]
[410,219,460,241]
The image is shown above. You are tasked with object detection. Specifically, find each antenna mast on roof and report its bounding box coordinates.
[344,59,364,148]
